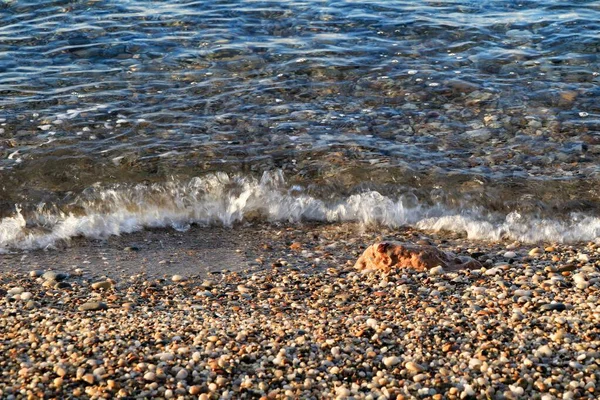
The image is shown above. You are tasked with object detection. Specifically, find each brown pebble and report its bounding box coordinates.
[91,281,113,290]
[81,373,95,384]
[107,379,119,390]
[189,385,203,395]
[442,343,455,352]
[558,264,577,273]
[290,242,302,250]
[560,91,577,102]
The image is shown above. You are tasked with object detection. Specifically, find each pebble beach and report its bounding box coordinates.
[1,223,599,400]
[3,1,600,399]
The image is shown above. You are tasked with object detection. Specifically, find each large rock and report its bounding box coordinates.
[354,242,482,273]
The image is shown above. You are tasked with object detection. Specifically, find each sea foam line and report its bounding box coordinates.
[0,171,599,251]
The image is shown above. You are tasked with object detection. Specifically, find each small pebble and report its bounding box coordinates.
[535,344,553,358]
[143,372,156,381]
[405,361,424,372]
[78,302,108,311]
[503,251,517,259]
[91,281,112,290]
[176,369,188,380]
[540,303,566,312]
[42,271,67,281]
[383,356,401,368]
[429,266,444,275]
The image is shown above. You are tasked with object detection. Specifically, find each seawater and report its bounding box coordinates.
[1,0,600,249]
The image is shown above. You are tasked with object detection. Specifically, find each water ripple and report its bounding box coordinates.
[1,0,599,221]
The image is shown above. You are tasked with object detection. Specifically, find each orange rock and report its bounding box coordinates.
[354,242,482,273]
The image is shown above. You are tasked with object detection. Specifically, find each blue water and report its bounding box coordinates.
[1,0,600,248]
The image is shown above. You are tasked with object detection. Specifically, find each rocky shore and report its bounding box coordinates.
[1,223,599,399]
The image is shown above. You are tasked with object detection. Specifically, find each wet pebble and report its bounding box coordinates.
[91,281,112,290]
[43,271,68,281]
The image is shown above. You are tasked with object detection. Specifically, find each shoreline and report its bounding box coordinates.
[1,223,599,399]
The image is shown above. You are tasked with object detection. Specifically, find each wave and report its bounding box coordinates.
[1,171,599,251]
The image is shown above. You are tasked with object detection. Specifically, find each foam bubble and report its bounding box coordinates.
[0,171,599,250]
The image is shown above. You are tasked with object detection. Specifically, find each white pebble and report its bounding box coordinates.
[514,289,531,297]
[366,318,378,329]
[8,287,24,295]
[382,356,400,368]
[405,361,423,372]
[504,251,517,259]
[509,385,524,396]
[20,292,33,301]
[335,385,351,398]
[429,266,444,275]
[484,267,502,276]
[331,347,341,357]
[535,344,553,358]
[462,384,475,397]
[573,273,587,285]
[563,391,575,400]
[143,372,156,381]
[472,287,486,295]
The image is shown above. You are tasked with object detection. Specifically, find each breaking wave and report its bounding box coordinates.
[1,171,599,251]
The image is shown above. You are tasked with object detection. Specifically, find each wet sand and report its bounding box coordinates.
[0,222,489,279]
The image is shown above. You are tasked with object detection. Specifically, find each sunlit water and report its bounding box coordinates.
[1,0,600,249]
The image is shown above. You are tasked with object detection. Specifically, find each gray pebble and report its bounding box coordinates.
[540,303,566,312]
[54,282,72,289]
[91,281,112,290]
[43,271,68,281]
[78,301,108,311]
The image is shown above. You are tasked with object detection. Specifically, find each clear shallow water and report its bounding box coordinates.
[1,0,600,248]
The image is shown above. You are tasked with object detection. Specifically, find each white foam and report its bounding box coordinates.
[0,171,599,250]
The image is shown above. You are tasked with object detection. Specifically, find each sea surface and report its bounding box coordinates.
[1,0,600,250]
